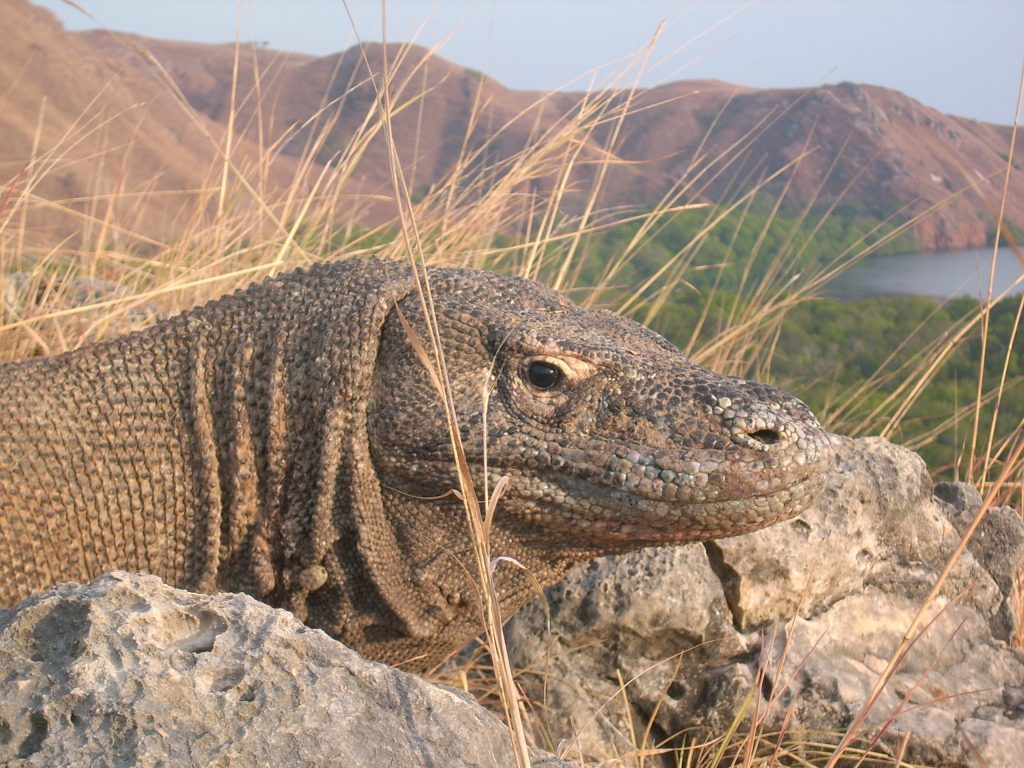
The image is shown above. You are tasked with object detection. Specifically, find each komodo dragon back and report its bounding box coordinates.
[0,258,835,668]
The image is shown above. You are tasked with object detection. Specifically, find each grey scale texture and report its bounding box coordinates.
[0,258,834,668]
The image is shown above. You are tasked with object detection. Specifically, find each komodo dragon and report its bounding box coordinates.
[0,258,834,668]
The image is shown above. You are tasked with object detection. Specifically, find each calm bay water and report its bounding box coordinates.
[825,246,1024,301]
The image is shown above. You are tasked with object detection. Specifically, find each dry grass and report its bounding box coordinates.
[1,10,1023,767]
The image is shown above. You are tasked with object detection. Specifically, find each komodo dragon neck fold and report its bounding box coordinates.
[0,258,834,668]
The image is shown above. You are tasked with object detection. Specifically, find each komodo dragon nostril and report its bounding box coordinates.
[749,428,781,446]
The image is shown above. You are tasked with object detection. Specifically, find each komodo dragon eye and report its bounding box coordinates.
[526,360,563,390]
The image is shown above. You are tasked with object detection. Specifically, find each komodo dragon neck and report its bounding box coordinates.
[0,258,834,669]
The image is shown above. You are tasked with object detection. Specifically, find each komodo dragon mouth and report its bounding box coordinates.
[506,469,832,543]
[374,392,834,546]
[495,384,836,543]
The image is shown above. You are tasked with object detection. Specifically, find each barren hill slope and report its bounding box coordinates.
[81,31,1024,249]
[613,80,1019,248]
[5,0,1021,251]
[0,0,297,247]
[81,35,630,210]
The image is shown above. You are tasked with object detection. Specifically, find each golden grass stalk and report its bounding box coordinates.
[352,11,531,765]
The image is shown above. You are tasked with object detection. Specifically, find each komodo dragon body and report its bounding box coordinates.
[0,258,834,668]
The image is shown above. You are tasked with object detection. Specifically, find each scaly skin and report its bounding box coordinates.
[0,258,834,668]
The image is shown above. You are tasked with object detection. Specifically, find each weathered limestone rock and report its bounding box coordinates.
[936,480,1024,639]
[761,592,1024,767]
[3,437,1019,767]
[0,572,570,768]
[506,436,1024,766]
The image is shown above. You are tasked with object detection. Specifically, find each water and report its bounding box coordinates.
[825,246,1024,301]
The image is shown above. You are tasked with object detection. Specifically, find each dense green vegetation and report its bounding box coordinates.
[563,206,919,293]
[774,294,1022,474]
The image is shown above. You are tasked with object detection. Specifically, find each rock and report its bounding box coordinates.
[934,480,984,513]
[1,272,162,326]
[712,437,1001,630]
[505,545,745,761]
[936,480,1024,638]
[505,436,1024,766]
[0,572,570,768]
[762,592,1024,767]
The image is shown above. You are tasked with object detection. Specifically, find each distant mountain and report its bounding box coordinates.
[0,0,300,246]
[5,0,1021,250]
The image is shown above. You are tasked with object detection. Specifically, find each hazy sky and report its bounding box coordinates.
[33,0,1023,124]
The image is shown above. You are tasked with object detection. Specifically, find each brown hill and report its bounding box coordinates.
[4,0,1021,251]
[79,33,603,216]
[79,30,1024,250]
[615,80,1019,248]
[0,0,298,248]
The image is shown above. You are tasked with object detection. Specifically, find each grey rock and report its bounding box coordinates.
[506,436,1024,766]
[0,572,570,768]
[713,437,1000,629]
[505,544,745,761]
[936,480,1024,638]
[761,592,1024,767]
[934,480,985,514]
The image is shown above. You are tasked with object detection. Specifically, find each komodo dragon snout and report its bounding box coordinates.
[1,258,834,667]
[369,266,835,554]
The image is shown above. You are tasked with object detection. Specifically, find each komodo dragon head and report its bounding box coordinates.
[341,260,836,663]
[368,264,835,552]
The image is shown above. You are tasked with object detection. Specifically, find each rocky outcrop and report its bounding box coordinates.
[505,436,1024,766]
[2,437,1020,767]
[0,572,569,768]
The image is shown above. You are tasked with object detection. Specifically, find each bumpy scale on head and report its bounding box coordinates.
[368,266,835,552]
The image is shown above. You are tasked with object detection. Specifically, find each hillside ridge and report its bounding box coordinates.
[3,0,1020,250]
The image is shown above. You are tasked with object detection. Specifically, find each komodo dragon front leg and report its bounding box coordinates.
[0,258,834,668]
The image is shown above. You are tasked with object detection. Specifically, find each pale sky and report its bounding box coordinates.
[33,0,1024,124]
